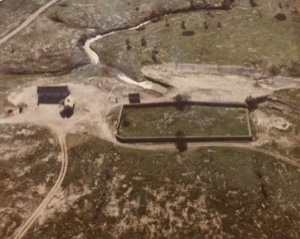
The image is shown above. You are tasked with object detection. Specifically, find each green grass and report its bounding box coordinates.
[119,105,249,137]
[24,133,300,239]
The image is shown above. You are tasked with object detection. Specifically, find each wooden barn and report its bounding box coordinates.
[37,85,70,105]
[128,93,140,104]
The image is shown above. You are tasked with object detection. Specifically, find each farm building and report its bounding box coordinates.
[128,93,140,104]
[37,85,70,105]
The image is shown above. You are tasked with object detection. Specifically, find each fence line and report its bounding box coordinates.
[116,101,252,143]
[116,135,253,143]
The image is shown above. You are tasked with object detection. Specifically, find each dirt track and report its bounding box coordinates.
[0,0,60,45]
[13,133,68,239]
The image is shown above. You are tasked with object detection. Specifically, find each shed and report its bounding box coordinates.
[37,85,70,105]
[128,93,140,104]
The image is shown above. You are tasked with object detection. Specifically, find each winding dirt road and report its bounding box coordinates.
[13,133,68,239]
[0,0,60,45]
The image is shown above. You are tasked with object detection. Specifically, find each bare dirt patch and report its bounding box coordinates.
[142,63,300,102]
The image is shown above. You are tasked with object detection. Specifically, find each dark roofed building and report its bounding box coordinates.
[37,85,70,105]
[128,93,140,104]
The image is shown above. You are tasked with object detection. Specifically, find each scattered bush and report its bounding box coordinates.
[268,65,282,75]
[204,21,208,29]
[250,0,258,8]
[125,39,132,50]
[136,26,145,31]
[165,18,170,27]
[221,0,236,9]
[175,130,188,152]
[122,114,131,127]
[181,21,186,30]
[245,95,258,112]
[274,13,286,21]
[182,31,195,36]
[287,61,300,76]
[141,37,147,47]
[173,94,191,111]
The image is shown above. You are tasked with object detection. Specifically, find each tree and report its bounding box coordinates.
[175,130,188,152]
[141,37,147,47]
[189,0,195,9]
[165,18,170,27]
[148,7,160,20]
[181,20,186,30]
[173,93,191,111]
[204,21,208,29]
[249,0,257,8]
[125,39,132,50]
[122,113,131,127]
[245,95,258,112]
[221,0,235,9]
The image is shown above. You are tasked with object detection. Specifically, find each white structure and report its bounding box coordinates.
[64,95,75,108]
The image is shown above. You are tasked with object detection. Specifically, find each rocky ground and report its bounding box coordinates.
[0,125,60,238]
[22,134,300,239]
[0,0,48,39]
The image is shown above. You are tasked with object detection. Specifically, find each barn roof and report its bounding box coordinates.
[37,85,69,94]
[37,85,70,105]
[128,93,140,104]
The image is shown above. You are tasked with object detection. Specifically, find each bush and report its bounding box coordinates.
[245,95,258,112]
[173,94,191,111]
[182,31,195,36]
[122,114,131,127]
[274,13,286,21]
[175,130,188,152]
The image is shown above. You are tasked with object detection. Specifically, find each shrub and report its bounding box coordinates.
[175,130,188,152]
[182,31,195,36]
[274,13,286,21]
[173,94,191,111]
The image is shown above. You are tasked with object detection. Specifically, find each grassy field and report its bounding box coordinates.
[92,0,300,79]
[24,133,300,238]
[119,105,249,137]
[0,124,60,238]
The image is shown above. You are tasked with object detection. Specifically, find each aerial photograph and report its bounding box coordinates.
[0,0,300,238]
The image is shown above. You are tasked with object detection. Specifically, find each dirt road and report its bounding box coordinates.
[0,0,60,45]
[108,140,300,169]
[13,133,68,239]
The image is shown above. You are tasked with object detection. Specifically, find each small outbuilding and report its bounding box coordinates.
[128,93,140,104]
[37,85,70,105]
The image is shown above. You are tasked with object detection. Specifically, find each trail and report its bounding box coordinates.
[0,0,60,45]
[86,129,300,169]
[82,20,170,93]
[13,133,68,239]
